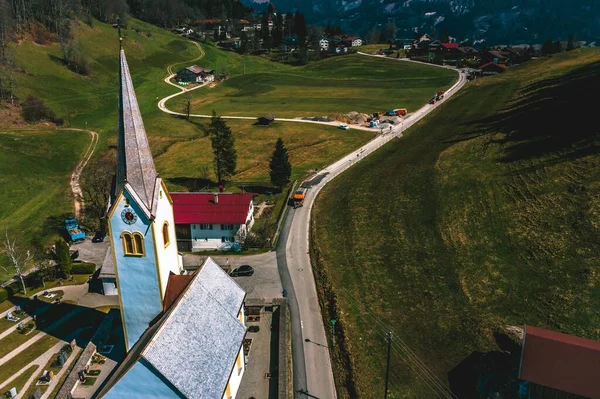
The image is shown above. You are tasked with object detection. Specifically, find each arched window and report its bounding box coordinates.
[122,232,134,255]
[162,222,170,248]
[133,233,144,255]
[121,232,144,256]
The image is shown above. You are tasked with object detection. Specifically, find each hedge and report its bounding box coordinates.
[70,263,96,274]
[0,288,8,303]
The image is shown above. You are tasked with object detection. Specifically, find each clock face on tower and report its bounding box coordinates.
[121,208,138,225]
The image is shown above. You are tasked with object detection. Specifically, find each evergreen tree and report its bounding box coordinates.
[240,30,249,53]
[553,40,563,53]
[272,13,283,47]
[541,38,554,55]
[55,239,72,275]
[208,110,237,184]
[293,11,307,45]
[566,34,575,51]
[269,138,292,189]
[261,13,272,50]
[441,28,450,43]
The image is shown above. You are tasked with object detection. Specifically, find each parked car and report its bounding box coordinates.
[339,123,349,130]
[231,265,254,277]
[92,230,106,243]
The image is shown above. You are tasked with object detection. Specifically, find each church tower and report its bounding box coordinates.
[107,47,181,351]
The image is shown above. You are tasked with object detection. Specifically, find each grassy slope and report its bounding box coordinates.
[312,48,600,398]
[178,54,456,118]
[0,130,88,279]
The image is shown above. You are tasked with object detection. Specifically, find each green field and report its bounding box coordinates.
[0,129,89,279]
[174,54,456,118]
[155,119,373,186]
[312,48,600,398]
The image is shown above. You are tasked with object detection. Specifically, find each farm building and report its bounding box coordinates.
[171,193,255,251]
[518,325,600,398]
[480,62,506,74]
[176,66,215,83]
[257,115,275,125]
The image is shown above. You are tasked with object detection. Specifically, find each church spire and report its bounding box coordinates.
[116,48,158,216]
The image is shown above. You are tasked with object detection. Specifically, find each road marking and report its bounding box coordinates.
[301,320,304,329]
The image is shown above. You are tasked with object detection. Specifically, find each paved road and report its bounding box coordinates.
[282,59,467,398]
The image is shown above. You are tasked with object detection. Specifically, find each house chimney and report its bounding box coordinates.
[214,193,219,204]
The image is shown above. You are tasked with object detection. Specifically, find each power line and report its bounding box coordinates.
[326,276,456,399]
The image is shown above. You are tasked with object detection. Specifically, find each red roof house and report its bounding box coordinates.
[171,192,254,251]
[172,192,253,225]
[519,325,600,399]
[480,62,506,74]
[442,43,459,49]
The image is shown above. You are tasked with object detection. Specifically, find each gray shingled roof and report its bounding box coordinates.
[116,49,158,216]
[142,258,246,399]
[99,247,115,279]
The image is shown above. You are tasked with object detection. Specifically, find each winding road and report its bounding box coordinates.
[156,42,468,398]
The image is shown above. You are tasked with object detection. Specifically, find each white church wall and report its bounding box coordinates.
[151,180,182,298]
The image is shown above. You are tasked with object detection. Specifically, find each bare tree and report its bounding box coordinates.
[183,93,192,121]
[81,152,116,230]
[3,230,33,295]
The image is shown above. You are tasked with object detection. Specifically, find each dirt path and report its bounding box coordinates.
[64,128,98,217]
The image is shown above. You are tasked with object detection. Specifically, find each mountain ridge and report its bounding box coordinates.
[244,0,600,45]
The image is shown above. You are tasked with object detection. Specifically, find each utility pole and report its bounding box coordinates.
[384,331,392,399]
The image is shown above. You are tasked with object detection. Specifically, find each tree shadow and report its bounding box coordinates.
[5,292,125,363]
[447,331,521,399]
[42,213,74,243]
[165,177,215,191]
[464,60,600,164]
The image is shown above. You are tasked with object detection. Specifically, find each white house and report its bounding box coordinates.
[319,38,330,51]
[346,36,363,47]
[96,46,247,399]
[171,192,254,251]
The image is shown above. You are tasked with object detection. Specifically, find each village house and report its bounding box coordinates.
[194,19,229,39]
[171,192,254,251]
[502,47,532,64]
[482,49,508,65]
[519,325,600,399]
[331,43,348,54]
[176,66,215,83]
[343,36,363,47]
[173,27,194,36]
[480,61,506,74]
[318,38,330,51]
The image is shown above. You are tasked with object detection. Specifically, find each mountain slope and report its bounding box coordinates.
[249,0,600,45]
[312,48,600,398]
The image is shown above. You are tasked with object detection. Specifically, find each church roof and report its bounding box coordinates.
[98,258,247,399]
[98,247,115,279]
[116,49,159,217]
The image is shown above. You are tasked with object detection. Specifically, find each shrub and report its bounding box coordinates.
[21,95,58,123]
[71,263,96,274]
[55,239,72,274]
[5,282,21,297]
[0,288,8,303]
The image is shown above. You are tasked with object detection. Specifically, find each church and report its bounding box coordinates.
[96,44,247,399]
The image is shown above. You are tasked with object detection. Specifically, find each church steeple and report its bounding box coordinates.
[108,45,182,351]
[116,49,159,217]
